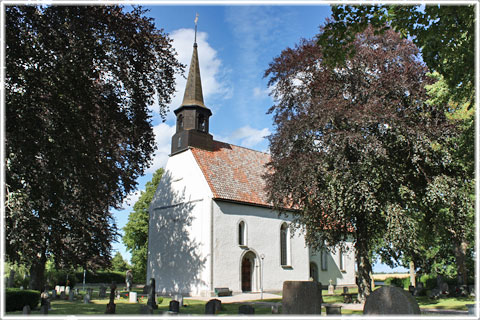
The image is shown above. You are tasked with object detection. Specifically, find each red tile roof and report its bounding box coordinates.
[191,140,271,207]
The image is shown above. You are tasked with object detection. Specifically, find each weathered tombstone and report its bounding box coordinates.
[60,291,66,300]
[69,290,74,301]
[74,288,79,295]
[326,305,342,315]
[125,270,133,292]
[99,285,107,298]
[40,304,48,314]
[65,286,70,295]
[205,299,222,314]
[83,293,90,304]
[328,279,334,294]
[469,285,475,297]
[271,304,279,314]
[413,282,424,296]
[282,281,322,314]
[169,300,180,313]
[22,305,31,315]
[146,278,158,310]
[174,294,183,307]
[363,286,421,315]
[343,287,349,294]
[238,305,255,314]
[129,291,138,303]
[408,285,415,295]
[440,282,449,295]
[51,289,57,299]
[105,282,117,314]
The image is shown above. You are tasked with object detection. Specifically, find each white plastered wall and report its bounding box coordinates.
[212,201,310,293]
[147,149,213,296]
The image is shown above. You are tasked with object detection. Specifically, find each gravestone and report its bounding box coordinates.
[51,289,57,299]
[22,305,31,315]
[468,285,475,297]
[59,286,65,294]
[271,304,279,314]
[413,282,424,296]
[205,299,221,314]
[87,288,94,298]
[282,281,322,314]
[169,300,180,313]
[129,291,138,303]
[328,279,334,294]
[55,285,60,294]
[40,304,49,314]
[408,285,415,295]
[174,294,183,307]
[83,293,90,304]
[116,290,120,300]
[146,278,158,310]
[125,270,133,292]
[429,287,441,299]
[441,282,449,295]
[238,305,255,314]
[363,286,420,315]
[65,286,70,295]
[343,287,349,294]
[99,285,107,298]
[326,305,342,315]
[105,282,117,314]
[60,291,66,300]
[69,290,74,301]
[74,288,79,295]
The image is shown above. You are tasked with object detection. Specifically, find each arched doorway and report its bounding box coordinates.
[241,251,256,292]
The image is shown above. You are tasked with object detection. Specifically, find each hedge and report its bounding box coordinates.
[6,288,40,312]
[74,270,125,284]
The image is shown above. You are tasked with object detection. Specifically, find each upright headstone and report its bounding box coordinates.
[169,300,180,313]
[99,285,107,298]
[69,290,74,301]
[146,278,158,310]
[105,282,117,314]
[125,270,133,292]
[328,279,334,294]
[205,299,222,314]
[440,282,449,295]
[59,286,65,294]
[22,305,31,315]
[65,286,70,295]
[271,304,279,314]
[83,293,90,304]
[343,286,349,294]
[408,285,415,295]
[55,285,60,294]
[282,281,322,314]
[40,304,48,314]
[60,291,66,300]
[413,282,424,296]
[51,289,57,299]
[174,294,183,307]
[238,305,255,314]
[87,288,94,298]
[129,291,138,303]
[363,286,421,315]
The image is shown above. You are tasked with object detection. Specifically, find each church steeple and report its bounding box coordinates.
[171,16,214,155]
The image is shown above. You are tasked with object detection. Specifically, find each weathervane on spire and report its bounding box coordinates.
[194,13,199,44]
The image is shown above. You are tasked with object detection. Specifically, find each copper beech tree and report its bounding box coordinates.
[5,6,183,290]
[264,27,454,300]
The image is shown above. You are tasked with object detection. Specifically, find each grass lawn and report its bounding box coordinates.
[416,296,475,311]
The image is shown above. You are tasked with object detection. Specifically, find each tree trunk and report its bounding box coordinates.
[454,240,468,285]
[409,260,416,287]
[29,251,47,291]
[355,238,372,302]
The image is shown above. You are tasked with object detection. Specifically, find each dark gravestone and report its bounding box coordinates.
[99,285,107,298]
[22,305,31,315]
[205,299,222,314]
[363,286,421,315]
[40,304,48,314]
[169,300,180,313]
[146,278,158,310]
[408,285,415,295]
[282,281,322,314]
[238,305,255,314]
[60,291,66,300]
[343,287,349,294]
[105,282,117,314]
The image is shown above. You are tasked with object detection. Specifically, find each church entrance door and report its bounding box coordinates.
[241,252,255,292]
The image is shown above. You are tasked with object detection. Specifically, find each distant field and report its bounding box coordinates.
[372,273,409,281]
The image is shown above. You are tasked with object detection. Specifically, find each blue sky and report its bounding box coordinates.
[112,4,407,274]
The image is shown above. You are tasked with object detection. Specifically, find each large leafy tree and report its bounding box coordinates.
[5,6,182,290]
[123,168,164,281]
[317,5,475,106]
[264,27,452,300]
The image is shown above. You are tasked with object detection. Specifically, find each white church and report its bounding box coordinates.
[147,37,356,297]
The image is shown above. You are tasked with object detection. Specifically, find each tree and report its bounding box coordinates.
[110,252,131,273]
[5,6,183,290]
[317,5,475,106]
[123,168,164,281]
[264,26,452,300]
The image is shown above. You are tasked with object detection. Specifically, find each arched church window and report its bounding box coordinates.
[177,115,184,131]
[339,248,345,272]
[280,223,289,266]
[198,114,206,132]
[321,249,328,271]
[238,221,246,246]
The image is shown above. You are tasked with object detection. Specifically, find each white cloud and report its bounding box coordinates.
[146,122,176,173]
[149,28,228,122]
[121,188,144,210]
[218,125,271,149]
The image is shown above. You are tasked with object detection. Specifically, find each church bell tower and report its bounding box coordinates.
[171,28,214,155]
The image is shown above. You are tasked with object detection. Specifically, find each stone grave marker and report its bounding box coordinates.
[105,282,117,314]
[22,305,31,315]
[146,278,158,310]
[7,269,15,288]
[343,287,349,294]
[59,286,65,294]
[169,300,180,313]
[60,291,66,300]
[40,304,48,315]
[429,287,441,299]
[65,286,70,295]
[282,281,322,314]
[363,286,420,315]
[238,305,255,314]
[408,285,415,295]
[413,282,424,296]
[129,291,138,303]
[328,279,334,294]
[83,293,90,304]
[69,290,74,301]
[174,294,183,307]
[55,285,60,294]
[125,270,133,292]
[205,299,222,314]
[271,304,279,314]
[143,284,150,294]
[99,285,107,298]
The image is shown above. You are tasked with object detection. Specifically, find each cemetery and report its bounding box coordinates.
[4,275,476,316]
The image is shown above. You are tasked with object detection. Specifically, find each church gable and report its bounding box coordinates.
[191,141,271,207]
